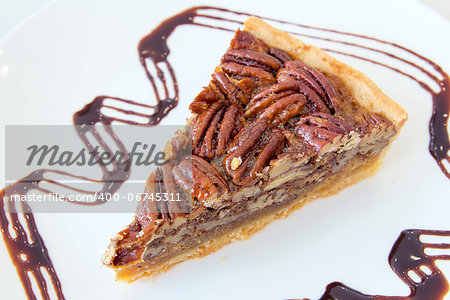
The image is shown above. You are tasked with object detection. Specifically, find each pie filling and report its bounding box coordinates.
[103,18,405,281]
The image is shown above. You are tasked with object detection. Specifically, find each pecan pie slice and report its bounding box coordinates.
[102,17,407,281]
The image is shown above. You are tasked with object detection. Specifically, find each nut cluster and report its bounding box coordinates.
[140,29,392,220]
[295,112,353,152]
[223,119,285,186]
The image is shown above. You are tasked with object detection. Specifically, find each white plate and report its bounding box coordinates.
[1,0,450,299]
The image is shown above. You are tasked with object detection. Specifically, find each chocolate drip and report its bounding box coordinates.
[0,186,65,300]
[318,230,450,300]
[1,6,449,299]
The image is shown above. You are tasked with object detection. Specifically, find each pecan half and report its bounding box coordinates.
[230,30,269,53]
[222,49,281,73]
[224,119,285,186]
[212,70,252,105]
[193,104,244,159]
[245,81,307,126]
[189,86,220,114]
[269,47,292,64]
[137,162,187,225]
[250,78,329,114]
[221,62,276,86]
[257,93,306,127]
[247,81,299,106]
[246,89,296,118]
[355,112,392,134]
[279,60,340,113]
[172,155,228,202]
[191,102,223,149]
[169,133,191,160]
[190,71,255,114]
[295,112,353,152]
[220,47,282,87]
[229,30,292,64]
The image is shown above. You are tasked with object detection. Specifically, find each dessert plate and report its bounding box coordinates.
[0,0,449,299]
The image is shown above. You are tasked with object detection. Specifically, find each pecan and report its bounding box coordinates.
[220,47,282,87]
[245,90,296,118]
[195,108,225,158]
[193,104,243,159]
[235,77,255,100]
[216,105,244,156]
[295,112,353,152]
[229,30,291,66]
[249,79,329,114]
[257,93,306,127]
[222,49,281,73]
[355,112,392,134]
[221,62,276,86]
[172,155,228,202]
[230,30,269,53]
[295,79,330,114]
[169,133,191,160]
[248,81,299,105]
[279,60,340,113]
[196,86,220,102]
[245,81,309,119]
[212,70,250,105]
[269,47,292,64]
[137,162,186,225]
[189,86,220,113]
[189,101,209,114]
[224,119,285,186]
[191,102,223,149]
[278,65,326,100]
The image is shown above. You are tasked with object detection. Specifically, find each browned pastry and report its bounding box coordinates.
[102,17,407,282]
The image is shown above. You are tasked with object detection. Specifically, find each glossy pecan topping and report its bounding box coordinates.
[295,112,353,152]
[269,47,292,64]
[224,119,285,186]
[222,49,281,73]
[229,30,292,64]
[169,134,191,160]
[245,81,307,124]
[278,60,340,113]
[137,162,186,225]
[193,104,244,159]
[191,102,222,148]
[190,71,255,114]
[355,112,392,134]
[256,94,306,127]
[172,155,228,202]
[212,70,253,105]
[220,46,283,87]
[230,30,269,53]
[189,86,220,114]
[221,62,276,86]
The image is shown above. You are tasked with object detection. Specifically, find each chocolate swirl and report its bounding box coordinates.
[317,230,450,300]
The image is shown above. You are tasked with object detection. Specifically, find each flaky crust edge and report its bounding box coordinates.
[244,17,407,128]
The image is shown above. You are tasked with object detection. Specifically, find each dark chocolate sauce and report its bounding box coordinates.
[318,230,450,300]
[0,188,64,300]
[1,6,449,299]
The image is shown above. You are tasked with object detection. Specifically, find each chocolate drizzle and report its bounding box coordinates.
[318,230,450,300]
[0,189,64,300]
[1,6,449,300]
